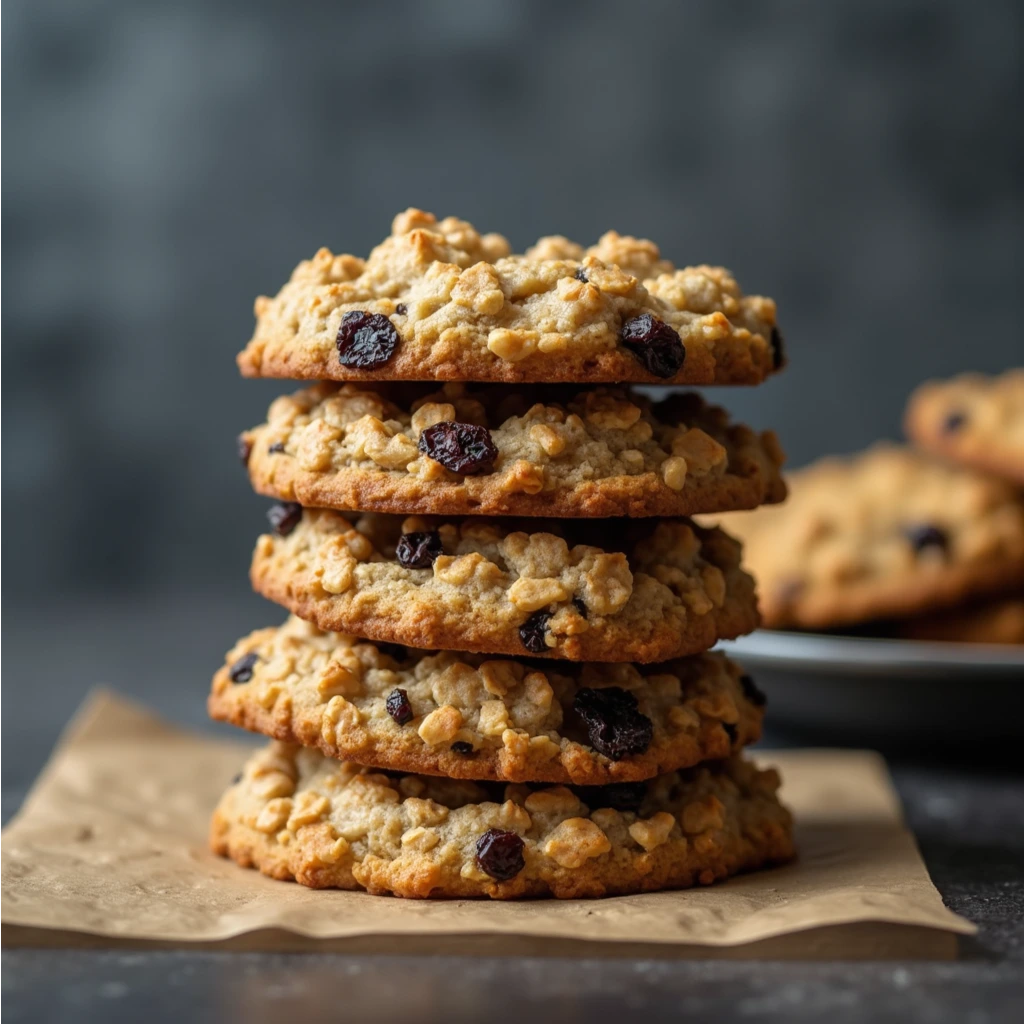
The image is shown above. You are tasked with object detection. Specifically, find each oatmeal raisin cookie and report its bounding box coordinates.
[706,445,1024,630]
[249,508,760,662]
[211,743,794,899]
[238,209,782,387]
[209,615,767,785]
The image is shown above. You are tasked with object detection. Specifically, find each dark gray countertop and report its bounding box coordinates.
[3,595,1023,1023]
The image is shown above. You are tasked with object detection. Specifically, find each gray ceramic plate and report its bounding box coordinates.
[718,631,1024,746]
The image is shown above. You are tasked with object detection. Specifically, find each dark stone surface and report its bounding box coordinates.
[3,0,1023,601]
[3,596,1023,1022]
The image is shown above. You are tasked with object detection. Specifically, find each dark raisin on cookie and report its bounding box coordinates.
[475,828,526,882]
[770,325,785,370]
[237,434,253,466]
[396,530,444,569]
[942,410,967,433]
[739,674,767,708]
[572,687,653,760]
[519,611,552,653]
[450,741,474,755]
[776,577,805,605]
[418,421,498,475]
[266,501,303,536]
[336,310,401,369]
[577,781,646,813]
[385,688,414,725]
[267,441,286,454]
[574,267,589,283]
[619,313,685,379]
[722,722,738,746]
[229,652,259,683]
[905,523,949,555]
[572,597,588,619]
[395,303,408,316]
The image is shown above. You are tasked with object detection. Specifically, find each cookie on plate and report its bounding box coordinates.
[885,597,1024,646]
[238,209,783,387]
[209,616,767,785]
[211,743,794,899]
[905,370,1024,486]
[250,508,760,662]
[706,445,1024,630]
[241,383,785,519]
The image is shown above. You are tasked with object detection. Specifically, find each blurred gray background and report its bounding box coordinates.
[2,0,1022,793]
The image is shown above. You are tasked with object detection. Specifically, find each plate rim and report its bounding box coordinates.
[719,629,1024,673]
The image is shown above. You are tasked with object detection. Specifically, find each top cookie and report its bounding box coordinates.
[905,370,1024,486]
[238,209,782,386]
[706,445,1024,630]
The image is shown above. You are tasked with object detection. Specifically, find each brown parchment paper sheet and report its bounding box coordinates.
[1,691,974,952]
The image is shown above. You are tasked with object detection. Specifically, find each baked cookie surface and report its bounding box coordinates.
[249,508,760,662]
[905,370,1024,486]
[209,616,766,785]
[706,445,1024,630]
[238,209,782,387]
[211,742,794,899]
[242,383,786,519]
[884,597,1024,646]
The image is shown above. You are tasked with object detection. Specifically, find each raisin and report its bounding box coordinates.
[396,530,443,569]
[519,611,552,653]
[770,325,785,370]
[451,741,474,755]
[267,441,286,454]
[943,410,967,433]
[237,434,253,466]
[418,421,498,475]
[723,722,738,746]
[574,267,589,283]
[266,501,303,536]
[475,828,525,882]
[395,303,408,316]
[385,688,414,725]
[229,653,259,683]
[776,577,805,604]
[336,310,400,369]
[577,781,646,813]
[905,523,948,554]
[572,687,653,759]
[620,313,685,379]
[739,674,767,708]
[572,597,588,619]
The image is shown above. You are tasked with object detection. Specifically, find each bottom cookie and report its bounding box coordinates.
[211,743,794,899]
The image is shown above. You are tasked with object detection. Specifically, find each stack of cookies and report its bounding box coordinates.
[712,370,1024,644]
[210,209,796,899]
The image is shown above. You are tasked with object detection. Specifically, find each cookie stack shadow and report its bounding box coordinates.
[209,209,796,899]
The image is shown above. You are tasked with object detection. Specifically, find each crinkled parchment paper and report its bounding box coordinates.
[1,691,974,958]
